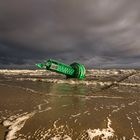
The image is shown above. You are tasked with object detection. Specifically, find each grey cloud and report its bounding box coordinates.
[0,0,140,68]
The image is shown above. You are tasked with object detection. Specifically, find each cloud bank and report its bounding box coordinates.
[0,0,140,68]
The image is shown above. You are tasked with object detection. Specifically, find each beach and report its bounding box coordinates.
[0,69,140,140]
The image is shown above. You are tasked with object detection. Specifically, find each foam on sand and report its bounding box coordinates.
[87,117,114,140]
[3,112,35,140]
[51,135,72,140]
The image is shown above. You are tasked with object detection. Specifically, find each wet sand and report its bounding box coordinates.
[0,69,140,140]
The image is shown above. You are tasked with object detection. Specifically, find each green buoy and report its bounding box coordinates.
[36,59,86,79]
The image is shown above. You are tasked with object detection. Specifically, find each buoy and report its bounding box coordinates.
[36,59,86,79]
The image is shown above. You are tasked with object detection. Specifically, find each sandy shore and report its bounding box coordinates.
[0,69,140,140]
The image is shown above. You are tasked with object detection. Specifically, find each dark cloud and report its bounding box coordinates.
[0,0,140,69]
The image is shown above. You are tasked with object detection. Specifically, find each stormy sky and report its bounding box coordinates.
[0,0,140,69]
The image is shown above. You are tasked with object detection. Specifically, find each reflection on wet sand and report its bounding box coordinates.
[0,69,140,140]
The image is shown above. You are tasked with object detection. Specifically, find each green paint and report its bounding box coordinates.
[36,59,86,79]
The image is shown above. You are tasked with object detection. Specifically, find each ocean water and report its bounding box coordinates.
[0,69,140,140]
